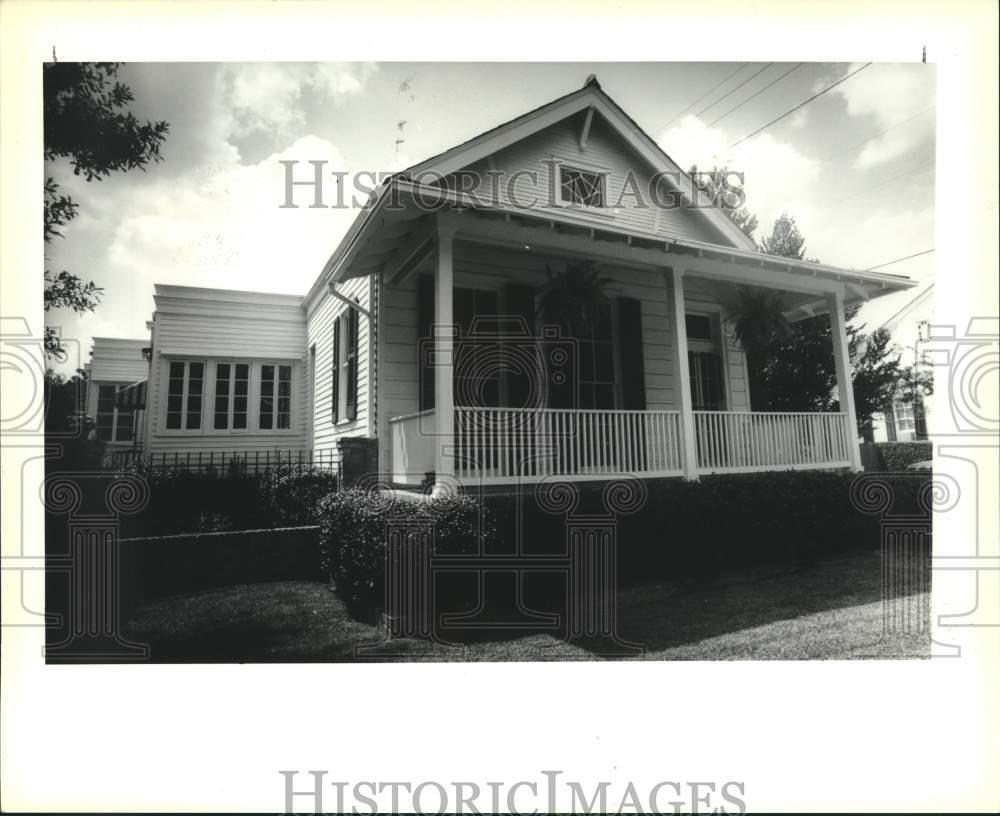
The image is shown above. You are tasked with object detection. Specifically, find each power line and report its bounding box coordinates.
[729,62,873,148]
[694,63,773,118]
[830,156,934,205]
[708,63,804,128]
[823,105,935,161]
[658,64,747,132]
[875,282,935,333]
[865,248,935,271]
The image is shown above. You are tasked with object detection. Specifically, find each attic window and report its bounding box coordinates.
[559,166,605,207]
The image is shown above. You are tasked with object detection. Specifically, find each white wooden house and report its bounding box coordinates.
[85,337,150,458]
[93,77,916,488]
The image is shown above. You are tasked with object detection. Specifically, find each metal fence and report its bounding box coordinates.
[103,448,340,476]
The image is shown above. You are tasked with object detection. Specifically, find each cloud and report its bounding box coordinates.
[221,63,377,144]
[659,114,822,243]
[830,62,935,169]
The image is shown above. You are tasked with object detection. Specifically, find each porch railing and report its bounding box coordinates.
[454,407,684,482]
[389,407,853,485]
[389,407,684,484]
[693,410,852,473]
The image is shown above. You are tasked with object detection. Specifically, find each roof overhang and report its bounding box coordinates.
[308,178,916,316]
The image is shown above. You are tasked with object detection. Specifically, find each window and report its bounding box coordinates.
[685,313,713,341]
[577,304,615,409]
[332,306,360,423]
[689,351,724,411]
[546,302,616,411]
[453,286,501,408]
[259,363,292,430]
[213,362,249,430]
[559,166,605,207]
[165,361,204,430]
[894,400,915,432]
[95,384,134,442]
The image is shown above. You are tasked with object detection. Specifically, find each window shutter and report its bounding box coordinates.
[346,304,359,421]
[417,275,435,411]
[331,315,341,423]
[617,296,646,410]
[503,284,536,408]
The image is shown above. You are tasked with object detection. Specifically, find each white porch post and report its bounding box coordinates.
[432,226,456,496]
[827,291,864,472]
[668,267,699,480]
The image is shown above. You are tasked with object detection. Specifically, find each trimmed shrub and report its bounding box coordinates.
[877,441,932,472]
[259,464,338,525]
[119,468,265,537]
[317,489,494,617]
[480,471,931,585]
[315,473,932,632]
[116,460,337,536]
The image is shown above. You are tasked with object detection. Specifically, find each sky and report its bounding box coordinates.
[46,61,936,373]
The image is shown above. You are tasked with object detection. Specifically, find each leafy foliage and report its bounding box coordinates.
[43,367,105,471]
[724,213,903,428]
[317,489,494,617]
[536,260,613,336]
[876,442,932,471]
[730,286,793,360]
[43,62,169,357]
[691,165,758,239]
[759,212,814,260]
[259,464,339,525]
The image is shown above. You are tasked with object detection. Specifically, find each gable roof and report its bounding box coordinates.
[404,76,758,252]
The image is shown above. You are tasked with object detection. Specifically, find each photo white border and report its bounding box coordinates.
[2,1,997,812]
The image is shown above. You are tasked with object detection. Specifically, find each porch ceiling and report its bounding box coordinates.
[325,179,917,318]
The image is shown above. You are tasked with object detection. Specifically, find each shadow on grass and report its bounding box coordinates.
[122,549,930,662]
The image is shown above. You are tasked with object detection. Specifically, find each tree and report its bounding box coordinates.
[44,368,105,471]
[537,260,613,337]
[44,62,169,357]
[691,165,758,240]
[724,213,902,430]
[849,325,903,435]
[759,211,814,260]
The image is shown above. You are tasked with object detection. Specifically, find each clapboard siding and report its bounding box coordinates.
[306,273,373,454]
[146,286,309,457]
[451,113,726,246]
[88,338,149,383]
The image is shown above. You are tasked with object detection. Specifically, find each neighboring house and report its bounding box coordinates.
[85,337,150,462]
[95,77,917,490]
[869,284,934,442]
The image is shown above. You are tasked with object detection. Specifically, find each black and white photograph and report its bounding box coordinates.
[2,1,997,813]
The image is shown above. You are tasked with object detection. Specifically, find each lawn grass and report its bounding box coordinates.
[124,550,929,662]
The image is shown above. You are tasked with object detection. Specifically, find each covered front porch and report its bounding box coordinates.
[368,204,888,491]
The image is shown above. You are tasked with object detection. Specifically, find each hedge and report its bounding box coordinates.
[316,472,932,627]
[317,489,492,618]
[876,441,933,472]
[116,462,337,537]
